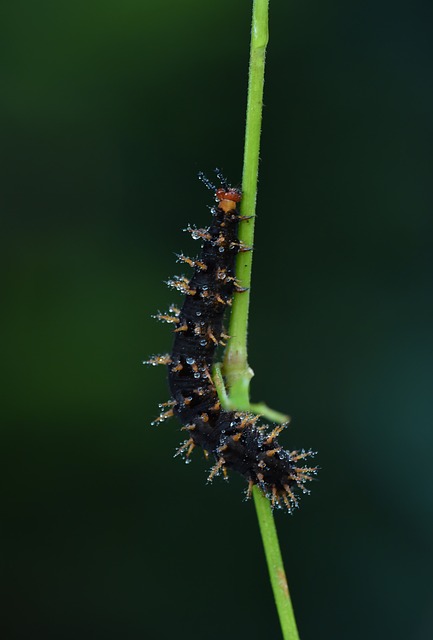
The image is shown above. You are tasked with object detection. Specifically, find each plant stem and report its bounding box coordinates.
[222,0,269,396]
[221,1,301,639]
[253,487,301,640]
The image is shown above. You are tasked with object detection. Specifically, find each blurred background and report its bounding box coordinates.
[2,1,432,638]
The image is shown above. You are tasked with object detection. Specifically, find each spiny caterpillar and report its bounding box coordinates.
[145,170,317,511]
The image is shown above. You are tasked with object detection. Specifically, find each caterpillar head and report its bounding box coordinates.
[215,187,242,213]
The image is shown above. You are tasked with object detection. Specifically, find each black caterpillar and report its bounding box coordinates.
[146,171,317,511]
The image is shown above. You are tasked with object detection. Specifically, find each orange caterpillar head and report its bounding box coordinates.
[215,187,242,213]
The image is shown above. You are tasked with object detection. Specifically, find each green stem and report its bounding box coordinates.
[222,0,268,396]
[253,487,301,640]
[220,2,301,639]
[249,402,290,425]
[213,364,290,424]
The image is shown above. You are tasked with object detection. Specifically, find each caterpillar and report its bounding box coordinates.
[145,170,317,511]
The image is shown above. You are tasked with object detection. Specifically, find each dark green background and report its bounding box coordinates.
[2,1,432,638]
